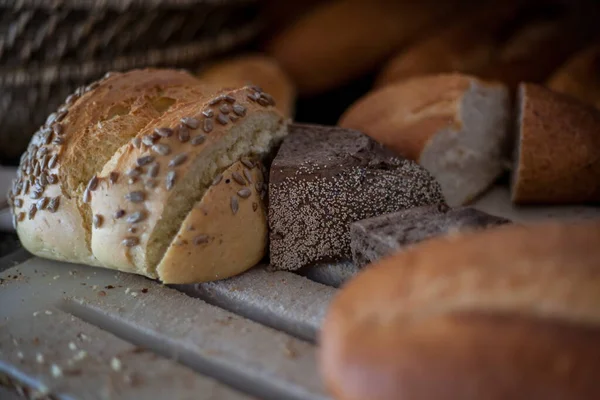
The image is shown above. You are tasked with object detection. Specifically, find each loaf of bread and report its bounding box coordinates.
[266,0,468,95]
[339,74,511,207]
[197,54,296,118]
[512,83,600,204]
[320,219,600,400]
[547,42,600,109]
[376,0,599,90]
[6,69,287,283]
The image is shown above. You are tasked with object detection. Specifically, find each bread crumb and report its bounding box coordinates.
[17,351,24,359]
[125,287,131,294]
[111,357,122,372]
[50,364,62,378]
[36,353,45,364]
[131,292,138,297]
[53,275,60,280]
[33,311,39,317]
[45,310,52,315]
[68,342,77,351]
[73,350,87,361]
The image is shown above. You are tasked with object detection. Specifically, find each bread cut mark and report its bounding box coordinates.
[147,113,286,275]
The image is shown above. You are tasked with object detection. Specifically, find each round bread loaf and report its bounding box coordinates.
[320,219,600,400]
[339,74,510,207]
[7,69,287,283]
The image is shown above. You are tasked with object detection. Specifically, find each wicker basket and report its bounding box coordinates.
[0,0,263,163]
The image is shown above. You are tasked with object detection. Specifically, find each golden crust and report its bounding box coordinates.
[512,83,600,204]
[157,161,266,284]
[339,74,473,160]
[320,220,600,400]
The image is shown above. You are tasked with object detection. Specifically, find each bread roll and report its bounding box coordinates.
[266,0,467,95]
[377,0,600,90]
[547,42,600,109]
[339,74,511,207]
[197,54,296,118]
[320,220,600,400]
[512,83,600,205]
[7,69,287,283]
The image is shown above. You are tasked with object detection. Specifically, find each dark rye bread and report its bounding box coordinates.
[268,124,446,271]
[351,205,511,268]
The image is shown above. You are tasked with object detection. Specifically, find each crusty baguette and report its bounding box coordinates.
[547,41,600,109]
[377,0,600,90]
[511,83,600,205]
[197,54,296,118]
[339,74,510,207]
[7,69,287,283]
[266,0,468,95]
[320,219,600,400]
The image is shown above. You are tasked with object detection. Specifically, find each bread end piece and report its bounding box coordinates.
[340,74,511,207]
[511,83,600,204]
[157,161,267,284]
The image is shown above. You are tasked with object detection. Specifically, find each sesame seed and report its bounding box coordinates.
[229,114,238,122]
[241,158,254,169]
[109,172,119,184]
[93,214,103,228]
[125,191,145,203]
[66,93,78,104]
[132,137,141,149]
[243,169,254,184]
[38,173,48,186]
[87,175,99,191]
[28,204,37,219]
[181,117,200,129]
[82,188,91,204]
[126,211,146,224]
[30,189,42,200]
[126,167,142,178]
[250,85,263,93]
[122,237,139,247]
[212,174,223,186]
[166,171,176,191]
[46,112,57,126]
[53,136,65,145]
[152,143,171,156]
[147,163,159,178]
[142,135,156,146]
[237,188,251,198]
[33,163,41,177]
[14,198,23,208]
[224,95,236,103]
[48,174,58,184]
[128,227,137,233]
[114,209,126,219]
[232,172,246,185]
[231,196,239,214]
[53,123,63,135]
[202,109,214,118]
[37,197,48,210]
[137,155,154,167]
[48,196,60,213]
[169,153,188,167]
[219,104,231,114]
[233,104,246,117]
[194,235,209,245]
[155,127,173,138]
[209,95,225,105]
[203,118,213,133]
[86,81,100,91]
[178,125,190,142]
[216,114,229,125]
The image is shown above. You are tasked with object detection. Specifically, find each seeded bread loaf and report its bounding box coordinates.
[321,219,600,400]
[339,74,511,207]
[7,69,287,283]
[197,54,296,118]
[511,83,600,205]
[547,42,600,109]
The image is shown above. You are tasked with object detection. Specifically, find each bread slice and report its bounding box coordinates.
[321,219,600,400]
[511,83,600,204]
[350,205,510,268]
[547,42,600,109]
[339,74,511,207]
